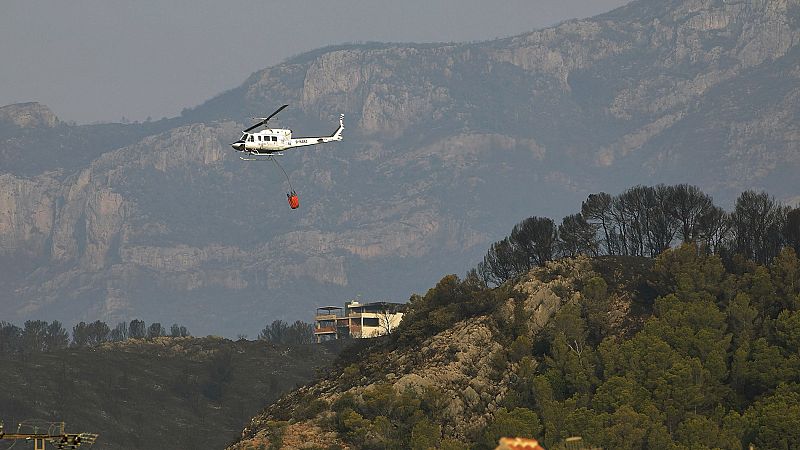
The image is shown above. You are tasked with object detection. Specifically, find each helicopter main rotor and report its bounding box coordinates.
[243,104,288,133]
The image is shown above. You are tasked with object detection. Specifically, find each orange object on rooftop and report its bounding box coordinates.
[496,437,545,450]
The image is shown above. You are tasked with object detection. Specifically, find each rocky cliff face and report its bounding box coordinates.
[0,0,798,335]
[0,102,59,128]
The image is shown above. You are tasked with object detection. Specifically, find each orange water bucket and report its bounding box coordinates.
[288,193,300,209]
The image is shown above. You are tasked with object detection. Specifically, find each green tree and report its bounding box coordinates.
[738,338,798,397]
[783,207,800,255]
[285,320,314,344]
[558,214,599,258]
[202,348,233,400]
[665,184,715,244]
[410,418,440,450]
[439,438,469,450]
[770,248,800,311]
[698,205,730,254]
[44,320,69,350]
[727,292,758,346]
[581,192,617,255]
[129,319,146,338]
[0,322,22,353]
[648,184,681,257]
[110,321,128,341]
[86,320,110,346]
[591,376,652,415]
[544,333,596,399]
[557,407,607,448]
[72,321,90,347]
[729,190,789,265]
[743,265,782,325]
[652,244,725,300]
[744,384,800,449]
[510,216,558,268]
[598,405,671,450]
[396,274,494,345]
[338,408,372,446]
[614,185,676,257]
[674,414,729,449]
[147,322,165,339]
[258,320,289,343]
[22,320,49,352]
[776,309,800,353]
[480,408,542,450]
[581,276,611,343]
[647,294,731,381]
[509,335,533,362]
[479,238,526,286]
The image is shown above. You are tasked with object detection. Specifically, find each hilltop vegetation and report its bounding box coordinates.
[229,185,800,449]
[477,185,800,289]
[0,317,315,356]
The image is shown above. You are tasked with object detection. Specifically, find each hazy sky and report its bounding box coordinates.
[0,0,629,124]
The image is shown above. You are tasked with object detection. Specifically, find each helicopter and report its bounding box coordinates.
[231,104,343,160]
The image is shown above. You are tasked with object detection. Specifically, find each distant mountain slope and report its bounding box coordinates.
[0,0,798,335]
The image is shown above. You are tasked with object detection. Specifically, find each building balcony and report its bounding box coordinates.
[315,313,339,321]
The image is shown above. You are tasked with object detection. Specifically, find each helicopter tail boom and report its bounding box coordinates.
[286,114,344,148]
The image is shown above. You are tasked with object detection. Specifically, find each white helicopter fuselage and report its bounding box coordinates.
[232,114,343,156]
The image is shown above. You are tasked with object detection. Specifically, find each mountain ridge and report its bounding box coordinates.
[0,0,798,336]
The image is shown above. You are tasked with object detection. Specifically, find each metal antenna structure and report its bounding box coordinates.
[0,420,98,449]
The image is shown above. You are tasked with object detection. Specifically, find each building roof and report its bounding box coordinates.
[316,306,343,311]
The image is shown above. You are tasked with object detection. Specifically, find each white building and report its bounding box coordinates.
[314,300,405,343]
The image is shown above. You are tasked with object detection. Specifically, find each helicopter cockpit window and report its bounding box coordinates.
[248,135,254,142]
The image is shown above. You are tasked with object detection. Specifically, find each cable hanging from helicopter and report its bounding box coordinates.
[271,157,299,209]
[231,104,343,210]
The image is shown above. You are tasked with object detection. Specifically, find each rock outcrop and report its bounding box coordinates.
[0,102,59,128]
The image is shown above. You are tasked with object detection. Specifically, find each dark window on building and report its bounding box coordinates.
[363,318,380,327]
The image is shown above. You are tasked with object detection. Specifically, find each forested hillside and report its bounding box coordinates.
[229,186,800,449]
[231,248,800,449]
[0,336,338,450]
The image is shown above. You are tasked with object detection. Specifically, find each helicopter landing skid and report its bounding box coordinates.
[240,153,284,161]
